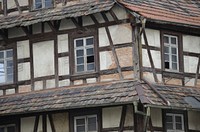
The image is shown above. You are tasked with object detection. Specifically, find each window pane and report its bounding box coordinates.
[164,36,169,43]
[0,60,4,70]
[164,47,169,53]
[76,40,83,47]
[0,75,5,83]
[77,57,84,64]
[166,116,173,122]
[0,52,4,59]
[6,50,13,58]
[172,63,177,70]
[7,60,13,68]
[87,56,94,63]
[86,38,94,45]
[176,123,183,130]
[166,122,173,129]
[165,62,169,69]
[35,3,42,9]
[86,48,94,55]
[88,117,97,131]
[7,74,13,82]
[77,126,85,132]
[77,118,85,125]
[76,50,84,57]
[87,63,94,71]
[171,47,177,54]
[7,67,13,74]
[172,55,177,62]
[164,54,169,61]
[7,126,15,132]
[171,37,177,44]
[77,65,84,72]
[45,0,52,8]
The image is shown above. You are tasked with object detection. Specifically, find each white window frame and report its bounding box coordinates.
[0,49,13,84]
[0,124,15,132]
[166,113,184,132]
[34,0,53,9]
[74,115,97,132]
[163,34,179,71]
[74,36,95,73]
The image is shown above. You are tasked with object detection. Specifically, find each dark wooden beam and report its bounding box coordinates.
[21,26,31,38]
[33,115,39,132]
[109,10,118,21]
[119,105,127,132]
[14,0,22,14]
[42,115,47,132]
[3,0,7,16]
[0,29,8,43]
[48,114,56,132]
[90,14,99,25]
[46,21,57,32]
[194,56,200,86]
[101,12,109,22]
[71,18,81,28]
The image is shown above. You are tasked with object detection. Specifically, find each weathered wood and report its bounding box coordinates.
[3,0,7,16]
[14,0,22,14]
[119,105,127,132]
[71,18,81,28]
[101,12,109,22]
[105,26,123,80]
[109,10,118,21]
[42,115,47,132]
[194,56,200,86]
[21,26,31,38]
[90,14,99,25]
[47,21,57,32]
[33,115,39,132]
[142,28,158,82]
[48,114,56,132]
[54,38,59,87]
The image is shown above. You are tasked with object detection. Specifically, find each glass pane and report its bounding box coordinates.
[172,55,177,62]
[0,128,4,132]
[7,67,13,74]
[164,47,169,53]
[45,0,52,8]
[7,74,13,82]
[77,65,84,72]
[88,117,97,131]
[77,57,84,64]
[176,123,183,130]
[86,38,94,45]
[35,3,42,9]
[166,116,173,122]
[7,126,15,132]
[76,50,84,57]
[6,50,13,58]
[76,40,83,47]
[175,116,182,123]
[165,62,169,69]
[171,37,177,44]
[164,36,169,43]
[86,48,94,55]
[171,47,177,54]
[77,125,85,132]
[164,54,169,61]
[87,56,94,63]
[166,122,173,129]
[0,75,5,83]
[7,60,13,67]
[172,63,177,70]
[0,52,4,59]
[87,63,94,71]
[0,60,4,70]
[36,0,41,2]
[76,118,85,125]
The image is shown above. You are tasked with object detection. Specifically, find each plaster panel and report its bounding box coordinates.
[47,116,53,132]
[58,34,69,53]
[124,105,134,127]
[98,27,110,47]
[34,81,43,91]
[59,79,70,87]
[7,0,15,9]
[183,35,200,53]
[46,79,56,89]
[141,28,160,47]
[33,40,55,78]
[184,77,195,87]
[123,71,134,79]
[188,111,200,130]
[0,90,3,96]
[151,108,162,127]
[18,85,31,93]
[93,13,105,23]
[184,56,198,73]
[58,57,69,76]
[100,51,116,70]
[103,106,122,128]
[83,16,95,26]
[18,62,31,81]
[17,40,30,59]
[164,78,182,85]
[8,27,25,38]
[143,72,162,83]
[100,73,120,82]
[33,23,42,34]
[60,19,76,30]
[74,80,83,85]
[6,88,15,95]
[116,47,133,67]
[21,117,35,132]
[37,116,43,132]
[86,78,96,83]
[109,23,132,45]
[18,0,28,6]
[52,113,69,132]
[112,5,128,20]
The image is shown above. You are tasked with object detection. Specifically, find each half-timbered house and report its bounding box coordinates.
[0,0,200,132]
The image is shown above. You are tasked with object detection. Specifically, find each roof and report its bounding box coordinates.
[120,0,200,28]
[153,84,200,109]
[0,0,114,29]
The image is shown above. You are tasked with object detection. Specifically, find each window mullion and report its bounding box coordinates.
[4,51,7,83]
[85,116,87,132]
[84,38,87,72]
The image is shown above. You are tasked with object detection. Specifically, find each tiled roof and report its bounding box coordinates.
[153,84,200,109]
[0,0,114,29]
[0,80,144,116]
[120,0,200,27]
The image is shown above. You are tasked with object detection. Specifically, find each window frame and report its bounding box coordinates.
[32,0,54,10]
[161,31,183,73]
[0,124,16,132]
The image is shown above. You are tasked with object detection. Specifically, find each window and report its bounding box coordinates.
[74,37,95,73]
[166,113,184,132]
[0,124,15,132]
[74,115,97,132]
[163,35,179,71]
[34,0,53,9]
[0,49,13,84]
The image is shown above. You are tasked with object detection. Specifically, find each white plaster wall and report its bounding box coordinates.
[124,105,134,127]
[7,0,28,9]
[102,106,122,128]
[188,111,200,130]
[18,62,31,81]
[46,79,55,89]
[184,77,195,86]
[143,72,162,83]
[142,49,161,69]
[109,23,132,45]
[33,40,55,78]
[58,57,69,76]
[83,16,95,26]
[47,116,53,132]
[35,81,43,91]
[59,79,70,87]
[33,23,42,34]
[98,27,110,47]
[8,27,25,38]
[59,19,76,30]
[52,113,69,132]
[37,116,43,132]
[112,5,128,20]
[94,13,105,23]
[86,78,96,83]
[6,88,15,95]
[100,51,114,70]
[0,90,3,96]
[183,35,200,53]
[151,108,162,127]
[184,56,198,73]
[18,0,28,6]
[141,28,160,47]
[58,34,69,53]
[21,117,35,132]
[17,40,30,59]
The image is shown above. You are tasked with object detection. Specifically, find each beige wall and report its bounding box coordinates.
[188,110,200,130]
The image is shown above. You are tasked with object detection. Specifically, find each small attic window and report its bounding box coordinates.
[34,0,53,9]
